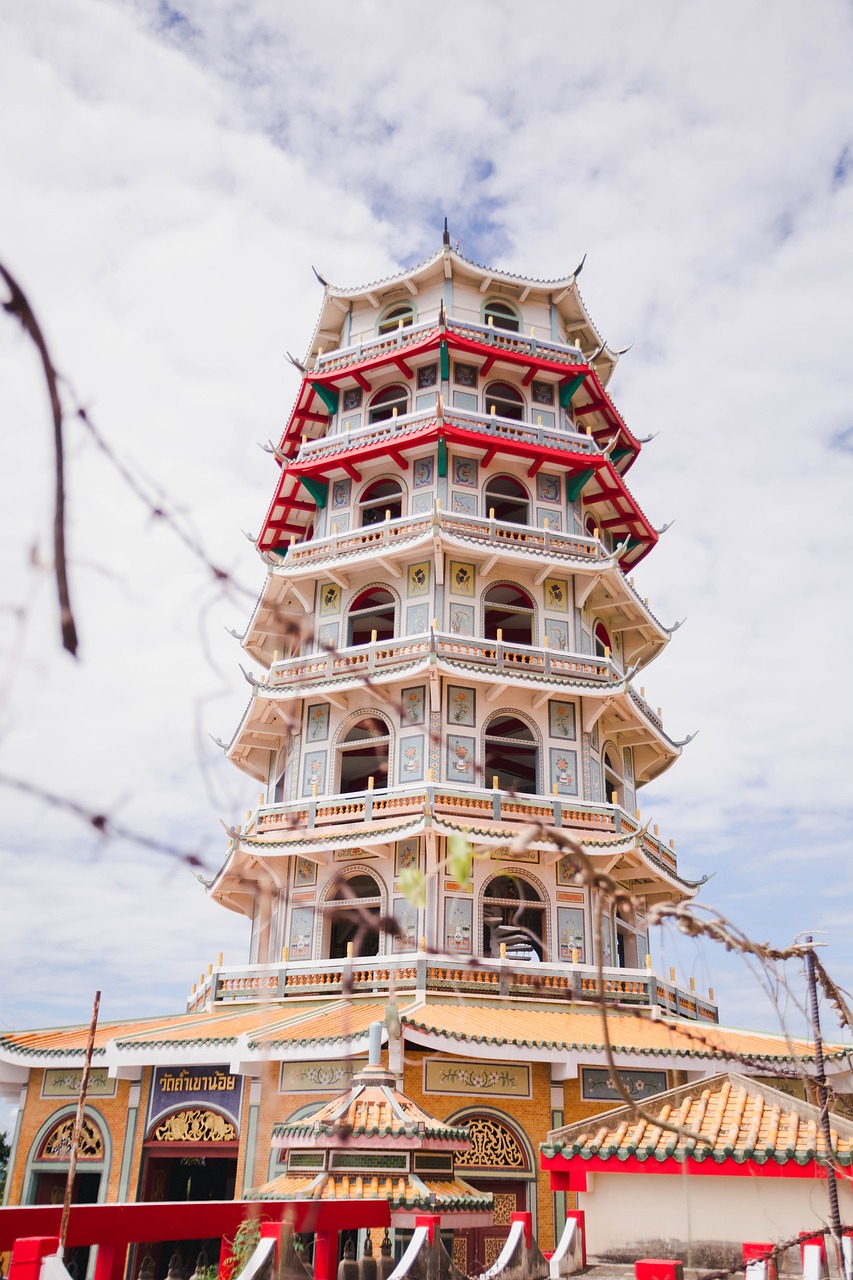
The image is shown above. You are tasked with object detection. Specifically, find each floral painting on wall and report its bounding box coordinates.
[444,898,473,953]
[412,492,433,514]
[549,747,579,796]
[447,685,475,727]
[399,735,424,782]
[548,700,577,739]
[449,562,475,596]
[318,621,338,650]
[289,907,314,961]
[395,838,419,874]
[401,686,426,725]
[302,750,327,795]
[452,456,478,487]
[393,899,418,952]
[449,604,474,636]
[407,561,430,596]
[543,577,569,612]
[452,492,477,515]
[537,473,561,503]
[413,457,434,488]
[331,478,351,509]
[406,604,429,634]
[545,619,569,651]
[447,734,476,784]
[557,906,586,961]
[306,703,330,742]
[319,583,341,615]
[294,857,317,888]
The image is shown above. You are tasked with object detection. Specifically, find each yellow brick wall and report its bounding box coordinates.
[7,1068,139,1206]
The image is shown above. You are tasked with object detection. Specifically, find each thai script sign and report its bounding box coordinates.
[148,1065,243,1130]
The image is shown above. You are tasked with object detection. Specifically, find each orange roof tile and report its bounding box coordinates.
[543,1073,853,1167]
[401,1003,849,1064]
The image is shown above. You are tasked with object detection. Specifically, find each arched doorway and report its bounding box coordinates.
[481,873,546,960]
[448,1110,534,1274]
[325,869,384,959]
[27,1109,108,1278]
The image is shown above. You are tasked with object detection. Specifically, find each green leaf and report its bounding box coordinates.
[398,866,427,910]
[447,834,472,891]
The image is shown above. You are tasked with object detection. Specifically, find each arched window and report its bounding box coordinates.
[603,745,625,808]
[358,478,403,526]
[594,621,612,658]
[483,300,521,333]
[484,476,529,525]
[368,384,409,424]
[483,583,534,645]
[325,869,383,959]
[481,874,545,960]
[338,717,391,794]
[484,714,538,795]
[484,382,525,421]
[378,303,415,335]
[347,587,395,645]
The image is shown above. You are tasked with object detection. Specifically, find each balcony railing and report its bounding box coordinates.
[242,788,680,880]
[265,631,615,691]
[279,509,603,574]
[295,405,599,466]
[311,316,587,378]
[186,951,717,1024]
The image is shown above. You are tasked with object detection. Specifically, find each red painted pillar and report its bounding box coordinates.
[414,1216,441,1244]
[313,1230,339,1280]
[566,1210,586,1270]
[93,1242,128,1280]
[8,1237,60,1280]
[510,1213,532,1248]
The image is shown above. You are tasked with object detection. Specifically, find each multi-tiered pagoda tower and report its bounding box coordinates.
[19,239,847,1274]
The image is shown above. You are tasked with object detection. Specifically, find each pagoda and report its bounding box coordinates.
[9,235,851,1276]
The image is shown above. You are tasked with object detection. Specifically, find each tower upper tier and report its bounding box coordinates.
[257,243,659,571]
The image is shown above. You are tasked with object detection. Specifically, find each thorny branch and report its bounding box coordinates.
[0,261,78,656]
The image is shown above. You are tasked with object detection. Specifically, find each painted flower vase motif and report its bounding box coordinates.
[454,742,470,772]
[555,756,571,785]
[404,746,418,773]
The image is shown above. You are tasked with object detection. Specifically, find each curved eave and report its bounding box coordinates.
[304,244,619,384]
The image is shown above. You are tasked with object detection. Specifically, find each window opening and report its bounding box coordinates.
[338,717,390,794]
[594,621,612,658]
[378,304,414,336]
[359,479,403,526]
[484,715,538,796]
[482,875,545,960]
[368,385,409,423]
[485,382,525,422]
[327,871,383,958]
[484,476,529,526]
[484,300,521,333]
[347,587,395,645]
[483,583,534,645]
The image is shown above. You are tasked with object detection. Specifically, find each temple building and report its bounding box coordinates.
[4,236,850,1271]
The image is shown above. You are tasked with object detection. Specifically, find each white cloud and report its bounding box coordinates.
[1,0,853,1136]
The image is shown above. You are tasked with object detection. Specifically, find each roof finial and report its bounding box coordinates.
[442,217,450,247]
[311,265,329,288]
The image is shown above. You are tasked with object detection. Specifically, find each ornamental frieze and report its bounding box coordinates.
[151,1108,236,1143]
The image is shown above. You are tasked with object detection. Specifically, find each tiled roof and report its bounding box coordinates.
[400,1004,850,1065]
[273,1066,469,1144]
[249,1169,492,1212]
[542,1073,853,1167]
[247,1001,397,1049]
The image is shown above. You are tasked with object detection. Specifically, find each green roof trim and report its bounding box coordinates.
[559,374,585,409]
[298,475,328,509]
[565,469,595,502]
[310,382,339,415]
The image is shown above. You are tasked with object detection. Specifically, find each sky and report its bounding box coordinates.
[2,0,853,1134]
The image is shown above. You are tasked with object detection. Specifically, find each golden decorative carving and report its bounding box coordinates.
[454,1117,525,1170]
[484,1239,505,1267]
[492,1192,517,1226]
[152,1109,236,1143]
[42,1116,103,1160]
[452,1238,468,1272]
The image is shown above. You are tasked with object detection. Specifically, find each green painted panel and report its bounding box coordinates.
[437,436,447,478]
[565,469,594,502]
[440,340,450,382]
[310,381,339,415]
[299,475,328,509]
[559,374,585,409]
